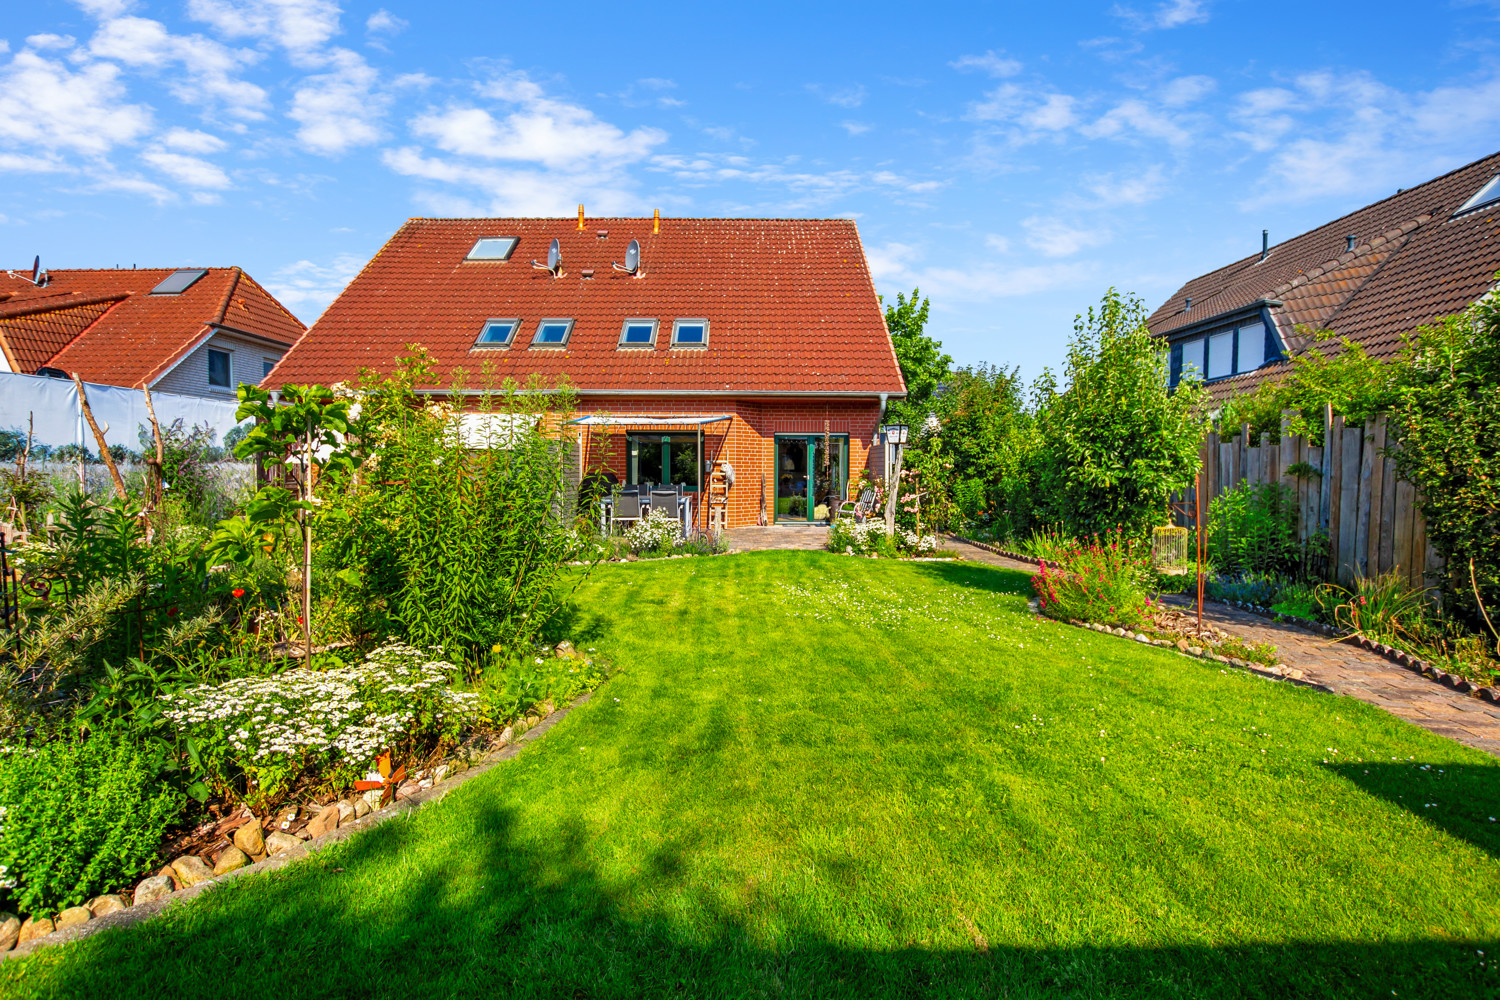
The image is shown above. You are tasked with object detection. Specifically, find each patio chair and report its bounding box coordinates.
[651,490,683,528]
[838,488,876,521]
[612,492,643,532]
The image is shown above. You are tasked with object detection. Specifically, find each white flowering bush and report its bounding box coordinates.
[161,642,480,810]
[624,509,683,553]
[828,518,939,557]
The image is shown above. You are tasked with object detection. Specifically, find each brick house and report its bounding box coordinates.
[263,216,907,529]
[1148,149,1500,403]
[0,266,304,397]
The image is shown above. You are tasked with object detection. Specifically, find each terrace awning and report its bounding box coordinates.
[565,414,732,426]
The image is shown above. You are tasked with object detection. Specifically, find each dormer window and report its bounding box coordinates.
[618,318,658,349]
[473,318,519,349]
[1169,321,1270,387]
[671,318,709,347]
[466,237,518,261]
[530,318,574,349]
[1453,175,1500,218]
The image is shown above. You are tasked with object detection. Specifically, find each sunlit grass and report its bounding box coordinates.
[5,553,1498,999]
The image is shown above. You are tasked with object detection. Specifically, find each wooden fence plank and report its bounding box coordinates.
[1379,436,1400,574]
[1355,420,1376,579]
[1326,413,1344,579]
[1393,476,1416,583]
[1305,444,1321,544]
[1366,414,1387,577]
[1337,421,1361,585]
[1423,506,1445,598]
[1411,507,1428,590]
[1220,440,1232,496]
[1280,412,1297,495]
[1318,405,1335,540]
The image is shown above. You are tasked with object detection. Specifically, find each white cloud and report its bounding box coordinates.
[951,51,1023,78]
[265,252,366,320]
[72,0,134,16]
[289,48,386,155]
[142,149,231,189]
[840,120,872,135]
[162,127,228,153]
[365,9,407,35]
[1069,164,1168,208]
[186,0,342,65]
[0,49,152,157]
[26,34,77,51]
[1159,75,1216,107]
[651,154,942,209]
[1081,98,1192,145]
[984,233,1012,252]
[1113,0,1209,30]
[1022,216,1112,257]
[868,239,1093,302]
[88,15,268,118]
[1021,94,1078,131]
[806,83,866,108]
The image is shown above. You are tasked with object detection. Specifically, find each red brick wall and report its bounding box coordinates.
[554,396,883,529]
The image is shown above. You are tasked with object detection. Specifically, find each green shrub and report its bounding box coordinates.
[0,729,182,917]
[1205,571,1294,607]
[1207,482,1300,575]
[1269,581,1319,620]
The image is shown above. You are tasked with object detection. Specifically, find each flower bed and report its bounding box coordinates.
[827,518,941,558]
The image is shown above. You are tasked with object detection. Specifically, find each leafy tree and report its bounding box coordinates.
[1388,297,1500,631]
[882,288,952,425]
[1037,289,1209,537]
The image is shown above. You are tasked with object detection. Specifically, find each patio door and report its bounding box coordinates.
[774,435,848,523]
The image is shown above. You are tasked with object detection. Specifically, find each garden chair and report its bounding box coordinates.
[838,488,876,521]
[612,492,643,533]
[651,490,683,531]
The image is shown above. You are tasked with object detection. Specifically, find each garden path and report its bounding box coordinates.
[941,537,1500,758]
[726,525,830,551]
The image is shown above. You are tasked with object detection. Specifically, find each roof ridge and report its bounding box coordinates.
[213,267,242,327]
[403,216,860,223]
[0,292,128,321]
[232,270,308,335]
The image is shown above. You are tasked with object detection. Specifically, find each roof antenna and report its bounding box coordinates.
[531,238,562,277]
[654,209,660,235]
[612,238,642,277]
[1259,229,1269,262]
[6,255,48,287]
[578,204,585,231]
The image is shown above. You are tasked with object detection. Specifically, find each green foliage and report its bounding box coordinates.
[0,729,182,917]
[1031,528,1154,628]
[472,644,608,728]
[882,288,952,426]
[1387,299,1500,628]
[1207,482,1300,575]
[1315,572,1432,646]
[1034,289,1209,537]
[1219,330,1399,445]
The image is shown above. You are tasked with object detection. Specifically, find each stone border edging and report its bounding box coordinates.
[951,536,1043,566]
[1026,598,1336,694]
[1209,598,1500,705]
[0,691,593,964]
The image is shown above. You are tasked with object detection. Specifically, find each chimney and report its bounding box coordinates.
[1260,229,1269,261]
[577,204,585,231]
[1184,297,1192,312]
[1345,235,1357,253]
[653,209,660,235]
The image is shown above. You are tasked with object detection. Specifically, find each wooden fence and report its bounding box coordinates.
[1184,407,1443,588]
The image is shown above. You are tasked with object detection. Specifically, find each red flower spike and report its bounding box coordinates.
[232,588,246,599]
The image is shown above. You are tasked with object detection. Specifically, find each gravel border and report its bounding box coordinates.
[0,691,593,964]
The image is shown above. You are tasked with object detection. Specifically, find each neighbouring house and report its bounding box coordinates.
[1148,149,1500,404]
[263,215,907,529]
[0,266,305,398]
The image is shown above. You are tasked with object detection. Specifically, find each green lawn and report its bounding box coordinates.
[6,553,1500,998]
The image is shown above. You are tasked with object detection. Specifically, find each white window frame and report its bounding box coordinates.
[473,317,521,350]
[207,347,232,388]
[618,318,659,349]
[671,318,710,347]
[466,237,518,261]
[529,318,575,349]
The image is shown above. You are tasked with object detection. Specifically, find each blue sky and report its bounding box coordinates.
[4,0,1499,382]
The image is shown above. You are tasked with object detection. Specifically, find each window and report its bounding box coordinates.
[151,268,208,295]
[262,358,276,379]
[530,318,574,348]
[618,318,658,348]
[1179,337,1205,381]
[473,318,519,349]
[207,348,231,387]
[1453,175,1500,217]
[1236,322,1265,372]
[1207,330,1234,380]
[628,434,701,488]
[466,237,518,261]
[671,318,709,346]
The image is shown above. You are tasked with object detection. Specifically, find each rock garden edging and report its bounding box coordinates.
[0,691,593,964]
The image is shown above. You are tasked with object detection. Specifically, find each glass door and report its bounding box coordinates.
[775,437,811,522]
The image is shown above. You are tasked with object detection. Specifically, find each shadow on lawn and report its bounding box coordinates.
[1324,762,1500,860]
[12,796,1496,1000]
[909,559,1034,597]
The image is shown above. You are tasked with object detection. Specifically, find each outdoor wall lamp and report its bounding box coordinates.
[882,423,909,445]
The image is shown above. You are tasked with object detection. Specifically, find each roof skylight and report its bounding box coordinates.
[473,318,519,349]
[671,319,708,347]
[618,318,657,348]
[530,318,574,348]
[1453,175,1500,217]
[150,268,208,295]
[466,237,519,261]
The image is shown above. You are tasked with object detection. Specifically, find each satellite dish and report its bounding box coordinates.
[612,237,642,275]
[30,256,41,283]
[531,237,563,276]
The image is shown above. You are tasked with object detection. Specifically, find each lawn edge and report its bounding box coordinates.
[0,690,593,965]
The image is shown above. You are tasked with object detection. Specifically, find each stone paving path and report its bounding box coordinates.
[942,537,1500,758]
[726,525,830,551]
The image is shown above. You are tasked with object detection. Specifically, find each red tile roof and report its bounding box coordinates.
[0,267,304,387]
[1148,150,1500,402]
[265,217,906,396]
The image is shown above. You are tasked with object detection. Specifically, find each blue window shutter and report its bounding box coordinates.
[1169,343,1183,387]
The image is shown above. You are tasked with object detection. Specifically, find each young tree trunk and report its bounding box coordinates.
[885,442,905,537]
[303,421,314,670]
[72,374,127,500]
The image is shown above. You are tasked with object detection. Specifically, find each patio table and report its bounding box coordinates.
[599,493,694,535]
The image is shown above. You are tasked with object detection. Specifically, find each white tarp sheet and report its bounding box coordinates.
[0,371,246,452]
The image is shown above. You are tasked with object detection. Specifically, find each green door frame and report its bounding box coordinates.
[774,434,848,524]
